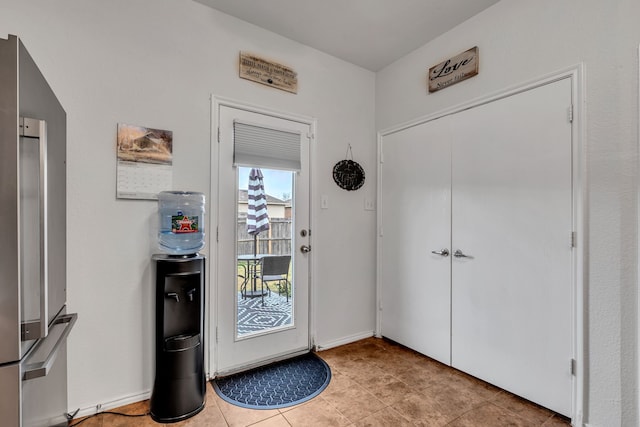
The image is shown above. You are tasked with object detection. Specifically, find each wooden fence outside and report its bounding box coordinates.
[237,217,292,255]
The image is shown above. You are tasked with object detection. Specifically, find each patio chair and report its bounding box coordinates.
[259,255,291,302]
[238,262,248,299]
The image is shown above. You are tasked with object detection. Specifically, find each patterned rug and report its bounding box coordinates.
[212,353,331,409]
[237,292,292,336]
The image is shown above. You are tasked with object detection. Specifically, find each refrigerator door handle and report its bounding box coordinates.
[20,117,49,341]
[22,313,77,381]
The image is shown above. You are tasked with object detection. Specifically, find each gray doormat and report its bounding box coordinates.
[212,353,331,409]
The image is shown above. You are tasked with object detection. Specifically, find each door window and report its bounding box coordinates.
[236,167,294,337]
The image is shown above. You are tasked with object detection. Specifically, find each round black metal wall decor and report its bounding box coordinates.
[333,159,365,191]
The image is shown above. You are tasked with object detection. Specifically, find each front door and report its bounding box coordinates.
[215,103,312,374]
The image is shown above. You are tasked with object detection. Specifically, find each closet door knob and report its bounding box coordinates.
[453,249,472,259]
[431,249,449,257]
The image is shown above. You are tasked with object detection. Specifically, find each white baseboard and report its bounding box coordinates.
[314,330,375,351]
[70,390,151,419]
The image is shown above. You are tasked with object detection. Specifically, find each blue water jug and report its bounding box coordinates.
[157,191,205,255]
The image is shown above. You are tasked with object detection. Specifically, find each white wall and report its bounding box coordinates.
[376,1,639,425]
[0,0,377,412]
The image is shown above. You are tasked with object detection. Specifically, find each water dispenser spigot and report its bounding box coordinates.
[166,292,180,302]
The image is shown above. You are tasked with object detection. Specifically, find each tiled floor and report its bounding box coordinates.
[71,337,571,427]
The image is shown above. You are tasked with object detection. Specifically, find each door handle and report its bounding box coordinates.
[300,245,311,253]
[20,117,49,341]
[453,249,473,259]
[23,313,77,381]
[431,249,449,257]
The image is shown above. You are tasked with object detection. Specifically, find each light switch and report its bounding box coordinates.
[364,198,375,211]
[321,195,329,209]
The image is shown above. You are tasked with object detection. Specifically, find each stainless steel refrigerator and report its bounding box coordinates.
[0,35,77,427]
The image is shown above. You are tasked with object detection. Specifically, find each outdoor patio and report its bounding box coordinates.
[237,291,292,336]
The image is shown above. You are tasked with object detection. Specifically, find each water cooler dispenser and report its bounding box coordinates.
[150,192,206,423]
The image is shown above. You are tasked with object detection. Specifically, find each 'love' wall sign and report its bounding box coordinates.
[428,47,478,93]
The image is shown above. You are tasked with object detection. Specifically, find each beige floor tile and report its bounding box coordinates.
[282,396,351,427]
[390,393,457,427]
[316,349,347,367]
[542,415,572,426]
[354,406,414,427]
[276,397,315,414]
[251,414,295,427]
[323,369,357,393]
[339,359,388,384]
[370,350,425,374]
[383,341,428,362]
[391,359,452,390]
[321,382,386,423]
[181,403,228,426]
[445,370,502,402]
[364,348,408,368]
[317,345,355,361]
[492,391,555,424]
[210,392,280,427]
[392,379,490,426]
[356,373,415,406]
[338,339,387,361]
[425,381,488,412]
[447,402,536,427]
[324,355,369,374]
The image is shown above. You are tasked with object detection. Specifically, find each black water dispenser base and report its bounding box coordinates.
[150,254,205,423]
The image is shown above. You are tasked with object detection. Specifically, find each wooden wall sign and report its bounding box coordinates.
[239,52,298,94]
[428,47,478,93]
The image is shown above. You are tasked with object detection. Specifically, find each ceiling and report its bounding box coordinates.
[193,0,500,71]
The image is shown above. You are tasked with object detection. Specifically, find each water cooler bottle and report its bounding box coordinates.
[150,192,206,423]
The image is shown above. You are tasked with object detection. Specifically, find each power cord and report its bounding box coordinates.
[68,410,150,426]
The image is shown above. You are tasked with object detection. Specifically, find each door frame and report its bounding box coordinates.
[209,95,317,376]
[376,65,586,424]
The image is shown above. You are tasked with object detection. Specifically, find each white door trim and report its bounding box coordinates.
[376,64,586,425]
[209,96,318,376]
[637,44,640,427]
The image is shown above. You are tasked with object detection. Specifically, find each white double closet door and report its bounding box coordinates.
[380,78,573,417]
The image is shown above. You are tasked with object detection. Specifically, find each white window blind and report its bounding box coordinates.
[233,120,301,170]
